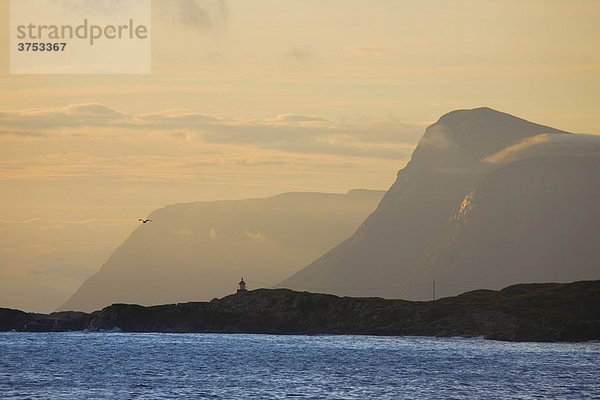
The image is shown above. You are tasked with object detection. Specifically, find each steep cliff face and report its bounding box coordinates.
[279,108,600,299]
[404,154,600,299]
[60,190,384,312]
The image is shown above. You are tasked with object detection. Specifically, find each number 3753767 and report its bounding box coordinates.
[17,42,67,52]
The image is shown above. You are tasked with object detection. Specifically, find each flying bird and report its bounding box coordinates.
[139,219,152,223]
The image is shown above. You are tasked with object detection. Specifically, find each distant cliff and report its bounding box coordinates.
[4,280,599,342]
[60,189,384,312]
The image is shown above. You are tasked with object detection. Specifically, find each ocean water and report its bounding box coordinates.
[0,332,598,399]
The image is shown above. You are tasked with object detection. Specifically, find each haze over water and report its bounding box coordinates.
[1,332,598,399]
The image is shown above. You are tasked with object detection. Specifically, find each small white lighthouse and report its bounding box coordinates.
[237,278,247,293]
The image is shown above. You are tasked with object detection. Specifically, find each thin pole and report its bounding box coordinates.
[433,281,436,301]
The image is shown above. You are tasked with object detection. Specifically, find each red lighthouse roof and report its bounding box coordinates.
[239,278,245,285]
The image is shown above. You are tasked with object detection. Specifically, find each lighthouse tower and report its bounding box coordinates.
[237,278,247,293]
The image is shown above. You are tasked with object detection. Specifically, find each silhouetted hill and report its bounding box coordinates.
[279,108,600,298]
[3,280,600,342]
[60,190,384,312]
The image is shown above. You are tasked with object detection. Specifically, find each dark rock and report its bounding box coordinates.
[0,309,90,332]
[0,308,34,331]
[2,280,599,342]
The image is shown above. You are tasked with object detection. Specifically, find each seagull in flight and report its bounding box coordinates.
[139,218,152,223]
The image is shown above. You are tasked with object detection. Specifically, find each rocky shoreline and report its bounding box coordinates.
[2,280,599,342]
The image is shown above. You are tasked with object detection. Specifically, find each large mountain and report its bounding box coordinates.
[403,153,600,299]
[60,190,384,312]
[278,107,600,299]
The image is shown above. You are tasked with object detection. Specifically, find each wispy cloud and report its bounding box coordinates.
[484,133,600,164]
[283,46,321,68]
[0,103,126,131]
[154,0,228,34]
[0,217,133,226]
[244,229,266,240]
[344,45,388,56]
[0,129,44,137]
[0,103,425,160]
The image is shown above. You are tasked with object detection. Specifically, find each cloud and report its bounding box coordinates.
[484,133,600,164]
[271,114,329,123]
[155,0,228,33]
[0,103,126,132]
[0,217,133,226]
[344,45,388,56]
[0,129,44,137]
[0,149,370,183]
[417,125,455,149]
[484,134,550,164]
[244,229,266,240]
[62,103,124,117]
[134,109,223,128]
[0,103,426,160]
[283,46,320,69]
[0,244,60,257]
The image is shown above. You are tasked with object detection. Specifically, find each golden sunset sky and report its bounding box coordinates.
[0,0,599,311]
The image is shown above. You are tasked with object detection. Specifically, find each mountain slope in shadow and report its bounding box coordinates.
[279,108,600,299]
[404,153,600,299]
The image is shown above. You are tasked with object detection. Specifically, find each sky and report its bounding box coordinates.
[1,0,599,311]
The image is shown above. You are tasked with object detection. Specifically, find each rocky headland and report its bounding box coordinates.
[2,280,599,342]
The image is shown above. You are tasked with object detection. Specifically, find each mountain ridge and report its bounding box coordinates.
[278,107,599,298]
[60,189,385,312]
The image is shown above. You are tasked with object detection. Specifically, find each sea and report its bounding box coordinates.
[0,332,598,399]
